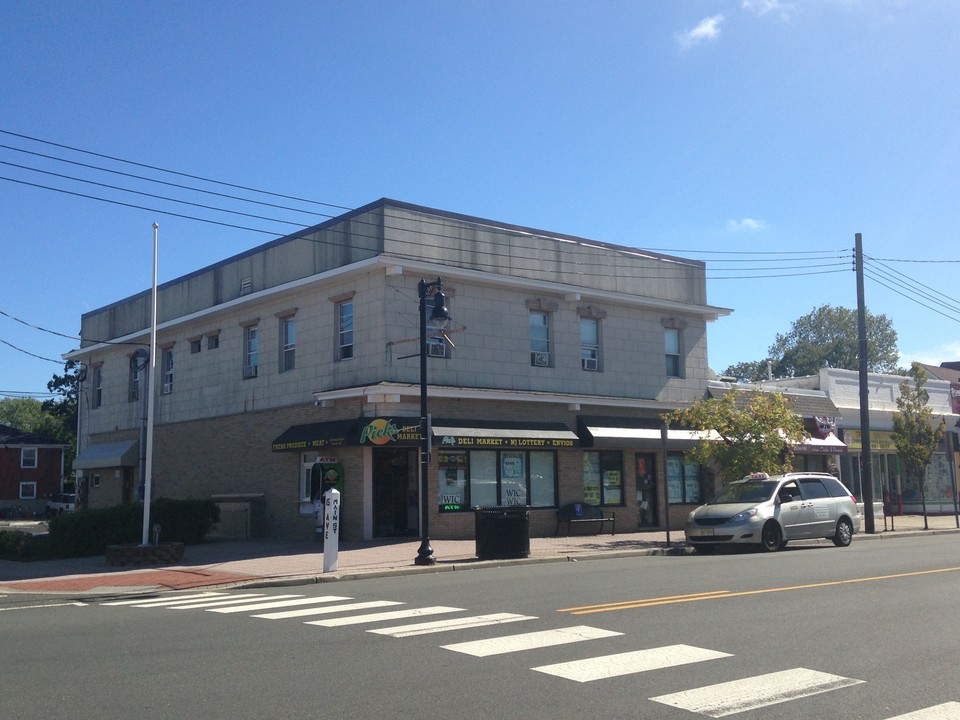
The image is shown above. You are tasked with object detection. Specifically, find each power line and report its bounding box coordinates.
[0,337,65,364]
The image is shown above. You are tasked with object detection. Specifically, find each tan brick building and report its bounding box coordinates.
[69,199,730,540]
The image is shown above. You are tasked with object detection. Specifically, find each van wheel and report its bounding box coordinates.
[760,522,782,552]
[833,518,853,547]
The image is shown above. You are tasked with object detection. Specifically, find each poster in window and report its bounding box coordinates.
[602,470,622,505]
[501,452,527,505]
[582,453,602,505]
[683,460,700,504]
[666,455,683,502]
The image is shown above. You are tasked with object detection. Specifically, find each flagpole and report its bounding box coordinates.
[141,222,159,545]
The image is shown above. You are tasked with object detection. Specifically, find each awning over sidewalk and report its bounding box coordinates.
[578,416,719,449]
[432,421,578,449]
[271,420,358,451]
[74,439,139,469]
[794,431,848,454]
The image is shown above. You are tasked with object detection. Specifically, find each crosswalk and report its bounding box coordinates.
[101,591,960,719]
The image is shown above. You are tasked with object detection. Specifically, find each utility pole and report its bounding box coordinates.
[855,233,876,533]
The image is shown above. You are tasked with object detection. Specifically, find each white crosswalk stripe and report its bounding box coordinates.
[306,606,463,627]
[882,703,960,720]
[167,594,279,609]
[207,596,351,614]
[370,613,537,638]
[102,592,229,606]
[253,600,400,620]
[532,644,732,683]
[442,625,621,657]
[650,667,864,718]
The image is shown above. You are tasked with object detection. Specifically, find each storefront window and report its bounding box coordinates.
[439,450,558,511]
[582,451,624,506]
[666,453,701,504]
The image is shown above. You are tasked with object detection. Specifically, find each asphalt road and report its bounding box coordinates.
[6,535,960,720]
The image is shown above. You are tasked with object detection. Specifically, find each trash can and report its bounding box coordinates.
[475,505,530,560]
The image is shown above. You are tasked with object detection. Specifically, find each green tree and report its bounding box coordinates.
[42,358,81,439]
[664,389,807,482]
[722,304,900,380]
[0,396,52,433]
[892,363,946,529]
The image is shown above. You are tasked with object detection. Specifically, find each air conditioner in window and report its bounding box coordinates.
[243,364,258,379]
[582,357,599,371]
[531,351,550,367]
[427,341,448,358]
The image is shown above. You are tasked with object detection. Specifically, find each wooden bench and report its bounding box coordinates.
[556,502,616,536]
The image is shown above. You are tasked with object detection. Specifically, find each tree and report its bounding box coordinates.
[892,363,946,529]
[0,396,54,433]
[664,388,807,482]
[42,359,81,441]
[722,304,900,380]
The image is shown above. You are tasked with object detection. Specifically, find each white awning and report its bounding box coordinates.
[584,427,721,442]
[794,431,848,454]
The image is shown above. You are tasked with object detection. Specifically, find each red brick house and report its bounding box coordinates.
[0,423,68,517]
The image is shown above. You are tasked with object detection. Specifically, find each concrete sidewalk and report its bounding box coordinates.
[2,514,958,597]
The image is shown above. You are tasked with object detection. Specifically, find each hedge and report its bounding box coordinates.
[46,498,220,558]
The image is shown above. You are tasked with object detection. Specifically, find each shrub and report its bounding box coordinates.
[48,498,221,558]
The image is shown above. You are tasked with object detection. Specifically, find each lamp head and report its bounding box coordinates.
[429,288,450,331]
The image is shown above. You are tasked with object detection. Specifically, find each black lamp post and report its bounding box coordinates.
[415,277,450,566]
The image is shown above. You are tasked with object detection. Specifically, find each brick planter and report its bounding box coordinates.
[105,542,185,566]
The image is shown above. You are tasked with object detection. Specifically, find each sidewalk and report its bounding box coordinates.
[2,514,958,597]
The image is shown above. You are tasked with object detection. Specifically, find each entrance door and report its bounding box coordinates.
[635,453,659,527]
[373,449,417,537]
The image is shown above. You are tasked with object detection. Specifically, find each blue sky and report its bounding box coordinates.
[2,0,958,398]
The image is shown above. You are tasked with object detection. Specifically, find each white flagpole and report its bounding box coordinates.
[141,222,159,545]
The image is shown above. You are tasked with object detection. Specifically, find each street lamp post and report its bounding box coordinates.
[415,277,450,566]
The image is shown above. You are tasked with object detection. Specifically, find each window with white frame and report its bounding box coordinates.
[243,324,259,378]
[161,348,174,394]
[21,447,38,468]
[128,355,144,402]
[280,316,296,372]
[93,365,103,408]
[580,317,600,371]
[529,311,551,367]
[338,301,354,360]
[665,327,682,377]
[20,481,37,500]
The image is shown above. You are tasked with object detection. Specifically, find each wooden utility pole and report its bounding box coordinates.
[855,233,876,533]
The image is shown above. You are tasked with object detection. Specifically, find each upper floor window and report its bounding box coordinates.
[665,327,682,377]
[529,311,551,367]
[580,317,600,371]
[189,338,202,354]
[92,365,103,408]
[207,333,220,350]
[21,447,38,469]
[161,348,174,394]
[244,325,259,378]
[280,316,296,373]
[338,301,354,361]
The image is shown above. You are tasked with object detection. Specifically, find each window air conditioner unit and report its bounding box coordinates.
[531,351,550,367]
[243,364,258,379]
[582,357,599,371]
[427,341,448,358]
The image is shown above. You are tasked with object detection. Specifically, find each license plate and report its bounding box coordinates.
[700,528,714,536]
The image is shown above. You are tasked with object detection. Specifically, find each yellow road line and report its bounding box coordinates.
[560,566,960,615]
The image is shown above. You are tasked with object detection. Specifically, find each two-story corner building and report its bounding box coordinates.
[0,423,68,517]
[67,199,730,541]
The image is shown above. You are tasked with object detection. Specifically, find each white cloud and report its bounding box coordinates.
[901,340,960,369]
[742,0,795,19]
[726,218,768,232]
[678,15,724,49]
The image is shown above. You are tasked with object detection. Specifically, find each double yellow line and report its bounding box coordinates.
[558,566,960,615]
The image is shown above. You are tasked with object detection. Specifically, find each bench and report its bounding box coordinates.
[556,502,616,536]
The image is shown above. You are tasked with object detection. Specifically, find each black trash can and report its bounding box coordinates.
[475,505,530,560]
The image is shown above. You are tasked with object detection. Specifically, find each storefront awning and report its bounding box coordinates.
[794,431,848,454]
[581,424,721,448]
[271,420,359,451]
[74,439,139,469]
[432,422,578,449]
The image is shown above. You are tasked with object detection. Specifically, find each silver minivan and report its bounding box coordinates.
[685,472,861,553]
